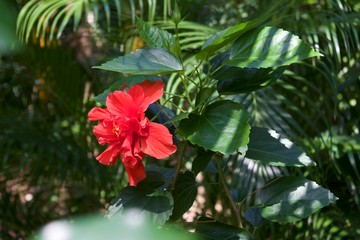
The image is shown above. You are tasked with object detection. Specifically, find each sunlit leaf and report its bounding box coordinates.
[257,176,338,223]
[197,17,268,59]
[246,127,316,167]
[136,17,175,52]
[93,48,183,75]
[179,100,250,154]
[226,26,323,68]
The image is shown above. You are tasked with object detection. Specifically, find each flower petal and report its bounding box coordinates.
[88,107,110,121]
[123,159,146,186]
[141,121,177,159]
[106,91,139,118]
[93,123,118,145]
[128,80,164,112]
[96,144,120,166]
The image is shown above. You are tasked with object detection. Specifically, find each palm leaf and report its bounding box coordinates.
[17,0,162,43]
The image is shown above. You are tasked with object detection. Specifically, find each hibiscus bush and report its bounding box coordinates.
[78,5,338,239]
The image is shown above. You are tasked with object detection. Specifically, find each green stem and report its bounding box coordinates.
[179,74,195,109]
[170,140,187,191]
[215,156,243,228]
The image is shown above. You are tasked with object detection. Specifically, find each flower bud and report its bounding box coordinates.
[171,1,181,26]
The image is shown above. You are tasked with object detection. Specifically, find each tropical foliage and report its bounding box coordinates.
[1,0,360,239]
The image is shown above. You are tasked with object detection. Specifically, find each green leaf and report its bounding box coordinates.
[91,75,162,105]
[93,48,183,75]
[136,17,175,52]
[195,217,253,240]
[197,17,268,59]
[214,61,286,94]
[164,112,190,125]
[257,176,338,223]
[244,208,268,228]
[210,53,285,94]
[195,87,216,107]
[171,171,198,220]
[192,148,214,176]
[108,174,173,225]
[246,127,316,167]
[225,26,323,68]
[179,100,250,154]
[145,165,176,189]
[211,53,285,94]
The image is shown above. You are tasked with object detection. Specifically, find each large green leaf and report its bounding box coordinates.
[171,171,198,220]
[215,66,285,94]
[136,17,175,52]
[225,26,322,68]
[107,173,173,225]
[179,100,250,154]
[196,17,268,59]
[246,127,315,167]
[257,176,338,223]
[93,48,183,75]
[195,217,252,240]
[208,53,285,94]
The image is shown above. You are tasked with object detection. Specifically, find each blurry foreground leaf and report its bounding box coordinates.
[35,213,194,240]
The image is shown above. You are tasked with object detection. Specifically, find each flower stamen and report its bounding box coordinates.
[112,125,122,137]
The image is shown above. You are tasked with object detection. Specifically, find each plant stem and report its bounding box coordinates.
[215,156,243,228]
[170,140,187,191]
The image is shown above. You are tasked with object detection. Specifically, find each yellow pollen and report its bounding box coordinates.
[112,126,121,137]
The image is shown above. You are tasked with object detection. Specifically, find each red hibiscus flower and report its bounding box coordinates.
[88,80,177,186]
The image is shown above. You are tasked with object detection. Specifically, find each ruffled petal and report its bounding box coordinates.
[123,160,146,186]
[96,144,120,165]
[106,91,139,118]
[88,107,110,121]
[93,123,118,145]
[121,125,144,166]
[128,80,164,112]
[140,121,177,159]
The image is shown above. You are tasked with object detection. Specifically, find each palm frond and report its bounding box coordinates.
[17,0,165,43]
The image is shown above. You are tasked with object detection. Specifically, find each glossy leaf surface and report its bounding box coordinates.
[257,176,337,223]
[180,100,250,154]
[93,48,183,75]
[226,26,322,68]
[246,127,315,167]
[136,17,175,52]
